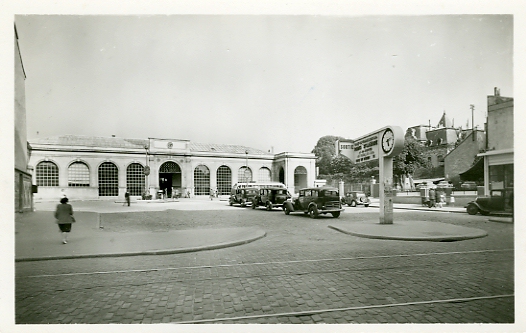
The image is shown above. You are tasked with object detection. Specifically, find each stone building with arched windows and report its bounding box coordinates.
[28,135,316,201]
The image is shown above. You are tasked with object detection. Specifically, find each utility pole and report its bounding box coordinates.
[470,104,475,141]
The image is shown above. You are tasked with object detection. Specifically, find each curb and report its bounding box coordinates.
[15,231,267,262]
[329,225,487,242]
[488,217,513,224]
[369,205,464,214]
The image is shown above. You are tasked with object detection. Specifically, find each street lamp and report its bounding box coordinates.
[244,150,249,182]
[144,145,150,198]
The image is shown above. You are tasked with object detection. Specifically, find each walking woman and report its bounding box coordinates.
[55,197,75,244]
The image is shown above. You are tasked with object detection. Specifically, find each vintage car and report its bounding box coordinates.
[341,191,370,207]
[465,189,513,216]
[460,181,478,191]
[252,187,291,210]
[229,187,259,207]
[283,187,344,218]
[436,181,454,189]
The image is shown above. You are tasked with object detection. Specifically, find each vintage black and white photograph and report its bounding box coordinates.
[6,0,521,331]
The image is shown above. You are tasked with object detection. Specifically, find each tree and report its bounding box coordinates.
[311,135,345,175]
[329,154,354,174]
[393,137,428,187]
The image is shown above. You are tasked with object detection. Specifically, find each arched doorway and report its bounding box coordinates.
[159,161,182,198]
[279,167,285,184]
[294,166,308,192]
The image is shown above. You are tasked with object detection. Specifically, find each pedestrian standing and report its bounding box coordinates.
[428,187,436,208]
[124,190,130,206]
[54,197,75,244]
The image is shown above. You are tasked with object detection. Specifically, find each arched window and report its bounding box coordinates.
[294,166,308,192]
[36,161,59,186]
[98,162,119,196]
[160,161,181,173]
[126,163,145,196]
[258,167,272,182]
[68,162,90,187]
[216,165,232,196]
[194,165,210,195]
[238,166,252,183]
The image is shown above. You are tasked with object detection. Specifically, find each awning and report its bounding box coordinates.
[459,158,484,181]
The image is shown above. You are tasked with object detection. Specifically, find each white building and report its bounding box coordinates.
[28,135,316,201]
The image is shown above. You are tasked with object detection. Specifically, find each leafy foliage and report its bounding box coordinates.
[314,135,427,186]
[311,135,345,175]
[393,137,428,177]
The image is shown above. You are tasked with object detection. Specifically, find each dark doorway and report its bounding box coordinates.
[279,167,285,184]
[159,162,182,198]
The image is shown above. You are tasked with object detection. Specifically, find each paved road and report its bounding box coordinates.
[15,203,514,325]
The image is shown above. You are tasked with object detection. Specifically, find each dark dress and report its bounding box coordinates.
[55,203,75,232]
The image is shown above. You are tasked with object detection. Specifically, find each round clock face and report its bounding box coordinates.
[381,129,395,154]
[167,142,173,149]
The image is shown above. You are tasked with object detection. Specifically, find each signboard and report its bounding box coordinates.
[353,134,379,163]
[339,126,405,225]
[338,127,403,164]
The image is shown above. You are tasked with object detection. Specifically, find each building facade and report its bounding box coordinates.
[444,130,486,184]
[15,25,33,212]
[28,135,317,201]
[478,88,513,205]
[404,111,483,184]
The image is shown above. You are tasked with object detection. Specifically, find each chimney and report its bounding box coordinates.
[494,87,500,96]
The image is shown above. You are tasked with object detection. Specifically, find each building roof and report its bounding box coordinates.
[28,135,269,155]
[189,142,268,155]
[29,135,148,149]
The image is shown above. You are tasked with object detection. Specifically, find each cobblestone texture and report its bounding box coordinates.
[16,208,514,324]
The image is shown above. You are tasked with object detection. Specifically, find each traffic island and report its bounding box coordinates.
[328,220,488,242]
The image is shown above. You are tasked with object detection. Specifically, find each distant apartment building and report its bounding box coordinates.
[444,129,486,184]
[478,88,513,198]
[405,112,485,180]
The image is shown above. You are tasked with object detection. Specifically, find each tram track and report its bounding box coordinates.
[16,249,514,324]
[22,248,513,278]
[17,249,513,296]
[173,294,514,324]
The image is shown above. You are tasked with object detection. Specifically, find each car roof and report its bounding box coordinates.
[299,187,338,191]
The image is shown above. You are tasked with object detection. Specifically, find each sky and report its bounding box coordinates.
[14,12,513,154]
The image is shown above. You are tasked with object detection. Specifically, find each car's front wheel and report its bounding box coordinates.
[331,212,340,218]
[284,203,291,215]
[240,199,246,207]
[364,204,369,207]
[350,200,357,207]
[466,204,479,215]
[266,202,273,211]
[309,206,319,219]
[252,201,256,209]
